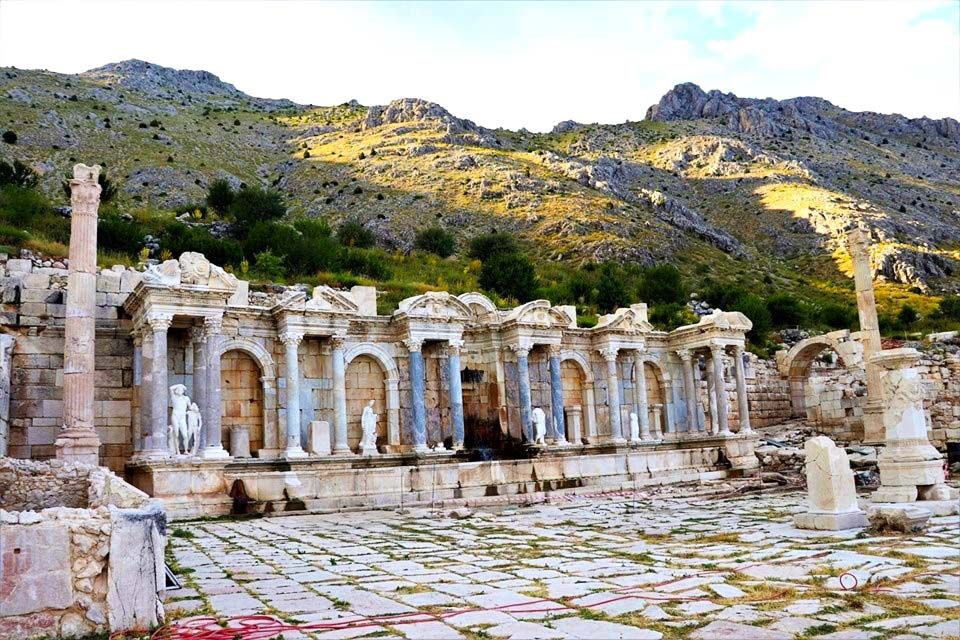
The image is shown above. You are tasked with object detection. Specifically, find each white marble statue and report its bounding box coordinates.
[186,402,203,455]
[532,407,547,445]
[629,412,641,443]
[360,400,379,455]
[169,384,192,455]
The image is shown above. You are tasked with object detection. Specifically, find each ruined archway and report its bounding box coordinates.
[221,349,265,455]
[343,343,400,449]
[560,351,597,443]
[778,331,862,419]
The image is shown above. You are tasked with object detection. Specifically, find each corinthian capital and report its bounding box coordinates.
[403,337,424,353]
[546,344,562,358]
[598,346,619,362]
[445,339,465,357]
[330,333,347,351]
[279,330,304,346]
[146,312,173,333]
[676,348,693,362]
[508,341,532,358]
[203,314,224,337]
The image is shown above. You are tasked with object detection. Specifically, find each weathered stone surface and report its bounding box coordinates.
[0,522,73,616]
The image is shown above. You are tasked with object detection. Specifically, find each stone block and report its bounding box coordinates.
[107,507,165,631]
[308,420,332,456]
[120,269,141,293]
[6,259,33,273]
[96,270,121,293]
[0,522,74,616]
[21,273,50,289]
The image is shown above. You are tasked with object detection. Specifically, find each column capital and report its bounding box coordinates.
[189,324,206,343]
[508,342,532,357]
[631,347,647,362]
[547,344,562,358]
[279,330,304,347]
[445,339,465,356]
[676,348,693,362]
[709,342,724,357]
[403,337,424,353]
[130,327,144,346]
[330,333,347,351]
[203,314,224,336]
[733,343,745,357]
[599,346,619,362]
[146,312,173,333]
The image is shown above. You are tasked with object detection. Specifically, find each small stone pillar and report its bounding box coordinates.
[308,420,332,456]
[331,334,351,455]
[795,436,867,530]
[847,226,886,443]
[0,334,13,457]
[710,344,731,436]
[650,403,664,441]
[632,350,651,441]
[600,346,625,443]
[280,330,307,459]
[705,355,719,434]
[406,338,429,451]
[230,425,251,458]
[447,339,466,449]
[142,312,172,458]
[56,164,103,465]
[189,325,207,449]
[565,405,582,445]
[677,349,698,433]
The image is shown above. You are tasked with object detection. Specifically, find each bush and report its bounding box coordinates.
[339,247,391,280]
[337,220,375,248]
[2,131,17,144]
[0,184,51,228]
[818,302,856,329]
[414,226,456,258]
[937,296,960,320]
[0,223,29,245]
[596,263,629,313]
[162,223,243,267]
[703,282,749,311]
[638,264,687,305]
[252,250,285,282]
[98,214,143,254]
[467,233,520,260]
[649,302,693,330]
[0,160,38,188]
[229,186,285,235]
[730,294,772,343]
[897,304,919,327]
[205,179,234,213]
[479,251,537,302]
[767,292,806,328]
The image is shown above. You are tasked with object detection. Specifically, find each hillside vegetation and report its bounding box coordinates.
[1,60,958,347]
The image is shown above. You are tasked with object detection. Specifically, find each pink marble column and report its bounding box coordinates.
[55,164,103,465]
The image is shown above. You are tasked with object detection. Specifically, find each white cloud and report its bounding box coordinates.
[0,0,956,131]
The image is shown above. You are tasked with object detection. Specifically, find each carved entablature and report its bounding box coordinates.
[502,300,571,330]
[270,289,354,337]
[139,252,238,292]
[668,309,752,352]
[593,305,654,335]
[395,292,472,323]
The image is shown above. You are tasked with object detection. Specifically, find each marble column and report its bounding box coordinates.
[512,343,534,442]
[142,312,172,457]
[0,334,12,458]
[55,164,102,465]
[447,339,465,449]
[406,338,429,451]
[600,347,625,443]
[733,344,752,434]
[847,226,885,443]
[201,315,229,459]
[711,344,731,436]
[190,325,207,449]
[705,355,719,435]
[677,349,698,433]
[280,330,307,458]
[131,329,143,453]
[548,345,567,444]
[331,334,351,455]
[632,350,651,441]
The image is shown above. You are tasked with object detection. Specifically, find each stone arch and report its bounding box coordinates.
[779,332,860,418]
[560,350,598,442]
[221,350,265,454]
[218,337,277,454]
[342,343,400,447]
[457,292,498,322]
[642,359,670,433]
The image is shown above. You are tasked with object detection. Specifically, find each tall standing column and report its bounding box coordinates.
[142,312,172,457]
[331,334,352,455]
[406,338,429,451]
[511,343,534,442]
[548,345,567,444]
[733,344,752,434]
[201,315,229,459]
[280,330,307,458]
[847,226,885,443]
[678,349,698,433]
[55,164,103,465]
[632,350,651,441]
[705,355,719,435]
[447,339,465,449]
[190,325,207,449]
[131,329,143,453]
[601,347,625,443]
[711,344,731,436]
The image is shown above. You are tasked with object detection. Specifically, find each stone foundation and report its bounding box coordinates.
[0,458,166,640]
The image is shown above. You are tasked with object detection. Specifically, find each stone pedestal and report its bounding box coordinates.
[566,405,583,445]
[56,164,103,466]
[724,432,760,474]
[230,425,251,458]
[308,420,331,456]
[794,436,867,530]
[360,443,380,457]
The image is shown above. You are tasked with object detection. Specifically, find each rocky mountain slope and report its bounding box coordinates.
[1,60,958,300]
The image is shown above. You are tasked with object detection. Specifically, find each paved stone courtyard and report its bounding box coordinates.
[166,486,960,639]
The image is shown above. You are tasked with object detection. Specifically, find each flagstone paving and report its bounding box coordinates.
[166,489,959,639]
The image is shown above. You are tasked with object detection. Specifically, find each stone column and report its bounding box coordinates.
[142,312,172,457]
[55,164,102,465]
[189,325,207,449]
[130,329,143,453]
[711,344,731,436]
[548,344,567,444]
[200,315,229,459]
[447,339,465,449]
[600,347,625,443]
[705,355,719,435]
[678,349,698,433]
[280,330,307,458]
[511,343,534,442]
[331,334,351,455]
[651,403,664,440]
[632,350,651,441]
[406,338,429,451]
[847,226,885,443]
[0,334,12,458]
[733,344,752,434]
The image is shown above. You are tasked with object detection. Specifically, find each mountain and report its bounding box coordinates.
[1,61,958,303]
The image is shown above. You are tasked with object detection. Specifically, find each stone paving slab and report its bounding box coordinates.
[165,487,960,639]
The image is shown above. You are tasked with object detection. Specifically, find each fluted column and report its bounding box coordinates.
[633,350,651,441]
[711,344,731,436]
[447,339,465,449]
[678,349,698,433]
[199,316,229,459]
[510,343,534,442]
[733,344,752,434]
[280,330,307,458]
[548,344,567,444]
[143,312,173,457]
[600,347,625,443]
[55,164,102,465]
[190,325,207,449]
[406,338,429,451]
[131,329,143,452]
[331,334,351,455]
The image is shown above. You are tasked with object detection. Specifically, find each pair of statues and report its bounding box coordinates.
[168,384,202,456]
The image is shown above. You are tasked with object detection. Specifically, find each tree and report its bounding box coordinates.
[479,251,537,302]
[229,186,285,235]
[467,233,519,260]
[766,292,806,328]
[730,294,772,343]
[638,264,687,305]
[2,130,17,144]
[596,263,629,313]
[0,160,37,188]
[252,250,285,282]
[205,179,235,214]
[414,226,456,258]
[819,303,856,329]
[337,219,375,248]
[937,296,960,321]
[897,304,919,327]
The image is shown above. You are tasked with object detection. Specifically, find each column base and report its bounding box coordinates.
[201,445,231,460]
[55,431,101,466]
[413,443,431,453]
[333,446,355,456]
[130,449,171,463]
[360,445,380,456]
[283,446,308,459]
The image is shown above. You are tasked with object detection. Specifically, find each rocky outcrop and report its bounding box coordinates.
[652,135,811,178]
[872,245,955,291]
[362,98,500,146]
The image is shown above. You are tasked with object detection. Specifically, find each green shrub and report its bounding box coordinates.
[340,247,391,280]
[414,226,456,258]
[229,186,285,235]
[467,232,519,260]
[897,304,919,326]
[2,130,16,144]
[596,263,629,313]
[703,282,748,311]
[337,220,375,248]
[162,223,243,267]
[253,250,285,281]
[98,214,143,254]
[0,184,49,228]
[0,223,29,245]
[205,179,235,213]
[638,264,687,305]
[937,296,960,320]
[649,302,694,330]
[767,292,806,328]
[730,294,772,343]
[0,160,37,188]
[818,302,856,329]
[479,251,537,302]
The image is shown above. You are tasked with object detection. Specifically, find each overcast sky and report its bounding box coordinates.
[1,0,957,132]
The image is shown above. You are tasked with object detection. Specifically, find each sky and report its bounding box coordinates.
[0,0,957,132]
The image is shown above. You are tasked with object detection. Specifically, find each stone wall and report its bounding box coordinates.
[0,458,166,640]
